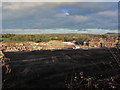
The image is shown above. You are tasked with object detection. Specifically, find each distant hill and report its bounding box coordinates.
[105,33,120,35]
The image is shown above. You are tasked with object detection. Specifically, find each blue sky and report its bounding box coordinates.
[2,2,118,34]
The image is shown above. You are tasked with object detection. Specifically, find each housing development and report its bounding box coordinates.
[1,34,120,52]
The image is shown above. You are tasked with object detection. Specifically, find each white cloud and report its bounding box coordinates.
[2,2,118,30]
[0,2,2,30]
[54,13,67,17]
[97,11,118,17]
[73,15,90,23]
[2,0,120,2]
[0,3,2,8]
[3,2,118,12]
[3,3,44,11]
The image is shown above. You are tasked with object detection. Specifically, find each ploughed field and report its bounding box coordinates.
[2,48,120,88]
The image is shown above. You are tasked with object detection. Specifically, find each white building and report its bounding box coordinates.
[63,42,75,45]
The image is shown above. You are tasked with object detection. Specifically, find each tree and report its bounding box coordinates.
[2,34,15,38]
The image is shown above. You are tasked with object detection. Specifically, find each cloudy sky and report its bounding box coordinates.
[2,2,118,34]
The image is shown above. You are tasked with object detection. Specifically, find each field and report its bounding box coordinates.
[2,48,120,89]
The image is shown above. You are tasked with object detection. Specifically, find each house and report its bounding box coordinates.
[15,43,24,46]
[105,39,118,47]
[75,40,84,45]
[89,38,104,48]
[83,40,90,46]
[89,38,118,48]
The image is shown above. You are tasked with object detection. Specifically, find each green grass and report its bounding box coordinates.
[1,38,29,43]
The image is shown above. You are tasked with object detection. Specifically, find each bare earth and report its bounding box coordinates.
[2,48,120,88]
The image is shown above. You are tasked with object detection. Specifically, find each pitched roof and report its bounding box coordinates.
[106,40,116,42]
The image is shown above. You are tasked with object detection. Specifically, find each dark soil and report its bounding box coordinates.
[2,48,120,88]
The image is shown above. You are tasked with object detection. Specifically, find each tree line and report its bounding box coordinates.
[1,34,118,43]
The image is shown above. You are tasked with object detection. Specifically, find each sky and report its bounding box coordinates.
[1,1,119,34]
